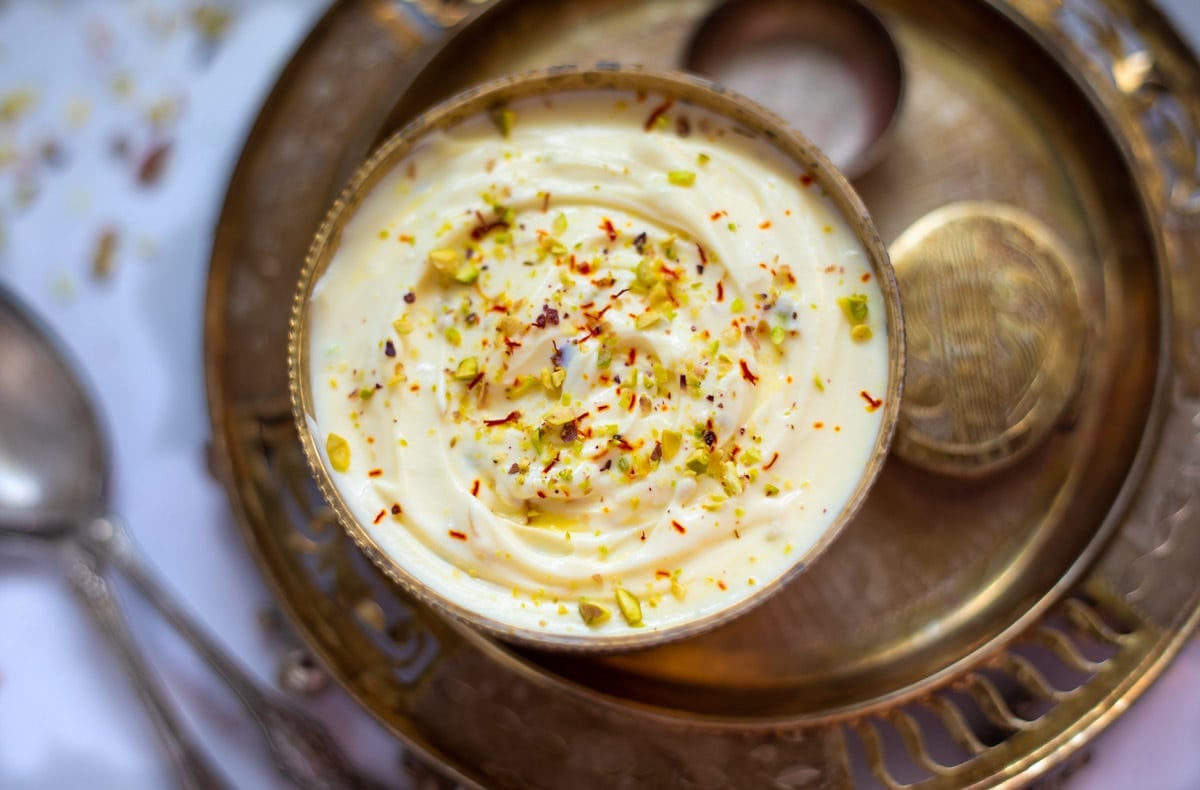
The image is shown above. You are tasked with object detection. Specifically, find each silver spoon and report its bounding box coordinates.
[0,287,384,790]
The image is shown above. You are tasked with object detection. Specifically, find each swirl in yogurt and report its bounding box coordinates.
[307,90,889,636]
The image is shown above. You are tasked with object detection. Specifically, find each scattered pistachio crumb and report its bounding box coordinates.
[489,106,515,137]
[326,433,351,472]
[453,358,479,380]
[668,170,696,187]
[636,310,663,329]
[615,588,643,625]
[578,599,611,627]
[685,449,711,474]
[661,430,682,460]
[453,263,480,284]
[837,293,872,341]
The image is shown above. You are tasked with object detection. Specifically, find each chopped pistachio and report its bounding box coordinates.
[497,314,523,335]
[765,483,780,497]
[730,297,745,313]
[770,326,786,346]
[636,310,663,330]
[544,406,576,426]
[539,366,567,391]
[507,375,538,398]
[489,106,515,137]
[553,212,568,236]
[697,152,711,165]
[358,387,375,400]
[444,326,462,346]
[668,170,696,187]
[647,282,671,307]
[661,430,682,460]
[652,363,669,388]
[615,588,643,626]
[635,258,660,289]
[632,449,652,476]
[393,317,414,335]
[838,293,872,341]
[813,374,825,392]
[326,433,351,472]
[685,448,711,475]
[742,447,762,465]
[453,358,479,380]
[670,575,687,601]
[578,599,611,627]
[838,293,869,322]
[720,461,743,495]
[428,248,459,274]
[453,263,480,284]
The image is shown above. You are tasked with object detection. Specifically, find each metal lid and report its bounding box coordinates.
[890,201,1087,476]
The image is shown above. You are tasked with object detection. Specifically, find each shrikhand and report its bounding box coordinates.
[304,88,890,639]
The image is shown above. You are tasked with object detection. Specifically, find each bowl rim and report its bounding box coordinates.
[287,63,906,653]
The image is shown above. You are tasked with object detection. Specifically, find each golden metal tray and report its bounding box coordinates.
[204,0,1200,786]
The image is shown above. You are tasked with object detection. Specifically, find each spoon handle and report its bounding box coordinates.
[88,517,384,790]
[65,546,231,790]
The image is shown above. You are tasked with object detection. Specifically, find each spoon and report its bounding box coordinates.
[0,287,383,790]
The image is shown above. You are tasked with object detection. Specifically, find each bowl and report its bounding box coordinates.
[684,0,905,180]
[289,64,904,652]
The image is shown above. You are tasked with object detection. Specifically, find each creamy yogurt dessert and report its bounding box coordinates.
[298,81,893,642]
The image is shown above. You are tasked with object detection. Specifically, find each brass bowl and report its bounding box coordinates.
[288,64,905,652]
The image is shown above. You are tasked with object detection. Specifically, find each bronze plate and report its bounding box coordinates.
[204,0,1200,786]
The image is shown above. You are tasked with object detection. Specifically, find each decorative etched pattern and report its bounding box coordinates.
[1054,0,1200,215]
[250,411,444,689]
[843,589,1139,788]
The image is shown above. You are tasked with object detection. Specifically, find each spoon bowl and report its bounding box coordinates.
[0,289,105,519]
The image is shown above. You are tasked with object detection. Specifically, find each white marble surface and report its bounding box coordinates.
[0,1,1197,788]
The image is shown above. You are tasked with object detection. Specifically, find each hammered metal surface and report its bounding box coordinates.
[204,0,1200,786]
[890,202,1086,477]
